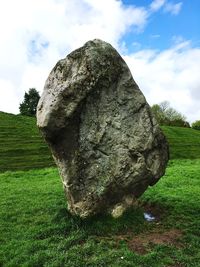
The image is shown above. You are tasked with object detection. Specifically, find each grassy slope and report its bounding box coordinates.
[0,160,199,266]
[0,112,55,171]
[1,111,200,172]
[161,126,200,159]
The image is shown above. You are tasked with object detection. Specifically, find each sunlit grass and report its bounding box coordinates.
[0,160,199,266]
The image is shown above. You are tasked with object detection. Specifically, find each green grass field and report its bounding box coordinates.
[0,160,199,266]
[0,112,200,266]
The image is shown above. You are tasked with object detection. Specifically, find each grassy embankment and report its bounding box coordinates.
[0,112,54,172]
[1,111,200,172]
[161,125,200,159]
[0,112,200,266]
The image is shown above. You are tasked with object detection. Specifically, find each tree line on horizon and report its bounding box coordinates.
[19,88,200,130]
[151,101,189,127]
[151,101,200,130]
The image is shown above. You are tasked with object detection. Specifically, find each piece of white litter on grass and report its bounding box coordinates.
[144,212,155,222]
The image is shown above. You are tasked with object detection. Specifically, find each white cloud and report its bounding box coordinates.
[150,34,161,39]
[0,80,19,114]
[150,0,182,15]
[164,2,182,15]
[0,0,149,114]
[0,0,198,124]
[150,0,166,12]
[124,41,200,123]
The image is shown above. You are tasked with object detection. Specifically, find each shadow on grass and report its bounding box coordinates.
[48,201,170,238]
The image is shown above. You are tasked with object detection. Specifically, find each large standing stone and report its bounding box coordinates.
[37,39,169,218]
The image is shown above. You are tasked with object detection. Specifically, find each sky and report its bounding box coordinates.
[0,0,199,123]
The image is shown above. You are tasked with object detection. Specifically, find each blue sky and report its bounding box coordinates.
[0,0,199,122]
[121,0,200,52]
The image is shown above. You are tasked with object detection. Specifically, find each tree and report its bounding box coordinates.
[165,107,186,122]
[192,120,200,130]
[159,100,170,112]
[151,101,189,127]
[151,104,165,124]
[19,88,40,116]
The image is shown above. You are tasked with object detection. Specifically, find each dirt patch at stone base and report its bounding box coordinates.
[97,204,183,255]
[98,228,183,255]
[127,229,183,254]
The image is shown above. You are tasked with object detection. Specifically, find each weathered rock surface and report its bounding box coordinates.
[37,39,169,218]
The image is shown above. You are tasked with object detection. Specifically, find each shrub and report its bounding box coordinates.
[192,120,200,130]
